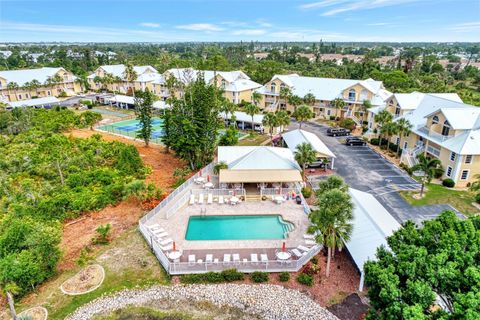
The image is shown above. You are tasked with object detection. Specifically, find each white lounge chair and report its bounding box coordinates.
[260,254,268,264]
[160,238,173,246]
[251,253,259,265]
[297,245,310,252]
[214,258,219,264]
[223,254,231,265]
[148,224,164,232]
[206,254,213,264]
[198,194,204,204]
[242,258,248,264]
[305,239,316,246]
[233,253,240,265]
[303,234,315,240]
[153,232,168,239]
[189,194,195,205]
[197,259,203,264]
[292,249,304,258]
[188,255,196,266]
[207,193,213,204]
[218,196,224,204]
[160,244,173,251]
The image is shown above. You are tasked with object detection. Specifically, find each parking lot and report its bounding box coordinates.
[298,121,462,224]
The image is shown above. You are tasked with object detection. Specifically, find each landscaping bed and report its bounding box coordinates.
[17,306,48,320]
[60,264,105,295]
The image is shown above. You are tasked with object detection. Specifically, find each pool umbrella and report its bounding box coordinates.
[199,170,202,177]
[207,175,210,182]
[173,241,176,251]
[282,242,286,252]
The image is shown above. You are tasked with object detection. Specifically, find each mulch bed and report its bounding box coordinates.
[60,264,105,295]
[327,293,369,320]
[17,306,48,320]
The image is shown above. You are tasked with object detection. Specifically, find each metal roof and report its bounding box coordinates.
[8,96,60,108]
[282,129,336,158]
[219,169,302,183]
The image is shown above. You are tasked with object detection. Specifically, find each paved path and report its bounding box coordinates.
[293,121,463,224]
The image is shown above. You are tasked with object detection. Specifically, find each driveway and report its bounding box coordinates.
[292,121,462,224]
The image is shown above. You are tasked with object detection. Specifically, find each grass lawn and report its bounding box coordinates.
[236,132,271,146]
[17,228,170,319]
[400,183,479,216]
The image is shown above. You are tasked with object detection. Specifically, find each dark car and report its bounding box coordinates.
[345,137,366,146]
[327,128,350,137]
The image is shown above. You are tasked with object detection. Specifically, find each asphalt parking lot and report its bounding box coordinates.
[296,121,462,224]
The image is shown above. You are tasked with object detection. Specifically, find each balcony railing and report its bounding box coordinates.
[417,126,452,142]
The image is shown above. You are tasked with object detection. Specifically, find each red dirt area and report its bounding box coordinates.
[58,129,187,270]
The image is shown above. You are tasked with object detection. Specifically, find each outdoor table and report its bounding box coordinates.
[274,196,285,204]
[276,251,292,260]
[168,251,182,261]
[230,196,239,205]
[204,182,214,189]
[195,177,206,184]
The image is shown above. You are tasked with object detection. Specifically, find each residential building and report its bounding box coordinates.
[0,67,81,102]
[255,74,391,125]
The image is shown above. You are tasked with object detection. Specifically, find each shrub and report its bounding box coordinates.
[370,138,380,145]
[329,115,336,121]
[302,262,320,276]
[310,256,318,265]
[442,178,455,188]
[221,268,244,282]
[297,273,314,286]
[434,169,444,179]
[219,126,239,146]
[251,271,269,283]
[92,223,111,245]
[339,118,356,131]
[388,143,400,153]
[279,272,290,282]
[58,91,68,97]
[475,193,480,204]
[399,163,413,175]
[301,187,312,198]
[205,272,224,283]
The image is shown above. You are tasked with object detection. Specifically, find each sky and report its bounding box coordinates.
[0,0,479,43]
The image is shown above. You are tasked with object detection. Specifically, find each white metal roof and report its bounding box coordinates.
[345,188,401,273]
[0,67,67,86]
[106,95,169,109]
[219,111,264,124]
[87,64,158,81]
[393,92,463,110]
[282,129,336,158]
[218,146,301,171]
[8,96,60,108]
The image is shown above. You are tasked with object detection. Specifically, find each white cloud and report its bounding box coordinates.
[232,29,267,36]
[300,0,427,16]
[176,23,223,31]
[448,22,480,32]
[300,0,348,10]
[139,22,160,28]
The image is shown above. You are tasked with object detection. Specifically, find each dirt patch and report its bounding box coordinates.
[17,306,48,320]
[327,293,369,320]
[60,264,105,295]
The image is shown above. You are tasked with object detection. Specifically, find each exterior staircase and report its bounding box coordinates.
[401,144,424,168]
[244,194,262,202]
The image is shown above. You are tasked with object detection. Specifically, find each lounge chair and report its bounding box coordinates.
[242,258,248,264]
[223,254,231,265]
[160,244,173,251]
[198,193,204,204]
[207,193,213,204]
[153,232,168,239]
[305,239,316,246]
[251,253,259,265]
[292,249,304,258]
[189,194,195,205]
[214,258,219,264]
[303,234,315,240]
[233,253,240,265]
[147,224,164,232]
[206,254,213,264]
[160,238,173,246]
[260,254,268,264]
[218,196,224,204]
[197,259,203,264]
[188,255,196,266]
[297,245,310,252]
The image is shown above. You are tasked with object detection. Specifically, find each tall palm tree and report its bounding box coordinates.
[213,161,228,175]
[262,112,279,146]
[275,110,290,132]
[292,105,315,129]
[124,63,138,97]
[244,103,260,133]
[294,142,317,181]
[252,91,262,107]
[279,87,291,111]
[222,100,237,126]
[303,93,316,106]
[331,98,345,120]
[374,109,394,148]
[381,122,398,151]
[411,154,444,197]
[395,118,413,157]
[29,79,41,96]
[308,189,353,277]
[6,82,19,92]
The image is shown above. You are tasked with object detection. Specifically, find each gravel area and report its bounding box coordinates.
[66,284,338,320]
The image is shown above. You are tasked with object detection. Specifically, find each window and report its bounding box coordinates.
[403,141,408,150]
[396,137,400,145]
[450,152,456,162]
[270,83,276,93]
[26,93,29,98]
[221,79,226,89]
[441,120,450,136]
[395,107,401,117]
[18,94,22,99]
[461,170,469,180]
[348,89,356,101]
[446,166,453,177]
[280,83,285,91]
[432,115,439,124]
[327,110,331,116]
[465,155,473,164]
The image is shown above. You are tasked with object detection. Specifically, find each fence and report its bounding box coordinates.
[95,125,164,145]
[260,188,298,197]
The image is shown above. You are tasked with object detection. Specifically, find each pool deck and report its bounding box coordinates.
[146,200,310,260]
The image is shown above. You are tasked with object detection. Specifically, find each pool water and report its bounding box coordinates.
[185,215,294,240]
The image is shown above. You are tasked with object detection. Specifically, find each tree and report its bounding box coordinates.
[221,100,236,126]
[29,79,41,96]
[7,82,19,92]
[364,211,480,319]
[469,174,480,192]
[252,91,262,107]
[303,93,316,106]
[219,126,238,146]
[80,111,102,130]
[380,121,398,151]
[279,87,291,111]
[213,161,228,175]
[362,99,372,109]
[294,142,317,181]
[275,110,290,132]
[124,63,138,97]
[316,175,348,195]
[374,109,393,148]
[134,89,156,147]
[411,154,444,197]
[244,103,260,133]
[262,112,279,146]
[308,189,353,277]
[2,282,20,320]
[292,105,315,129]
[331,98,345,120]
[395,118,413,157]
[287,94,303,112]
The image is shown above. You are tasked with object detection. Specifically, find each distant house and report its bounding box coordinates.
[6,96,60,109]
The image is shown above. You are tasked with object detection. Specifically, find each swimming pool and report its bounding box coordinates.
[185,215,294,240]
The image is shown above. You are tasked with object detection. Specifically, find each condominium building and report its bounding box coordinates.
[0,67,81,102]
[255,74,391,124]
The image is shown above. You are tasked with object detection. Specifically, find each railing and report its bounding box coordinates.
[260,188,298,197]
[426,145,441,157]
[417,126,452,142]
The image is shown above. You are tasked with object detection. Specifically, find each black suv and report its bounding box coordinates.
[327,128,350,137]
[345,137,366,146]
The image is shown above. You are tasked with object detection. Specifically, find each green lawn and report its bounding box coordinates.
[236,132,271,146]
[400,183,479,216]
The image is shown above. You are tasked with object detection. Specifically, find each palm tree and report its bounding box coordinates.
[292,105,315,129]
[395,118,413,157]
[279,87,291,111]
[381,122,398,151]
[252,91,262,107]
[244,103,260,133]
[2,282,20,319]
[30,79,41,96]
[6,82,19,92]
[222,100,237,126]
[411,154,444,197]
[275,110,290,132]
[331,98,345,120]
[303,93,316,106]
[262,112,279,146]
[213,161,228,175]
[288,94,303,112]
[317,175,348,195]
[374,110,393,148]
[294,142,317,181]
[308,189,353,277]
[362,99,372,109]
[124,63,138,97]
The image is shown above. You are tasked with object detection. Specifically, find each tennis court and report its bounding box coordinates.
[97,118,164,143]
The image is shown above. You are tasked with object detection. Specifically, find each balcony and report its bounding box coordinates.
[417,126,452,142]
[265,97,276,103]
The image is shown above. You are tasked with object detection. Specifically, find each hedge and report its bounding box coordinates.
[442,179,455,188]
[180,269,244,284]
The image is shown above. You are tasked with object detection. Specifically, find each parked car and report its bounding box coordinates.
[327,128,350,137]
[345,137,366,146]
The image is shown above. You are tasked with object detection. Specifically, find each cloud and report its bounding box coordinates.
[176,23,223,31]
[366,22,390,26]
[300,0,348,10]
[300,0,427,16]
[448,22,480,32]
[232,29,267,36]
[139,22,160,28]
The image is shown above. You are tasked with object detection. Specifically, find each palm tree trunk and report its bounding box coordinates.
[251,117,254,133]
[7,291,17,320]
[326,247,331,277]
[56,159,64,186]
[397,133,402,157]
[420,182,425,197]
[299,121,302,129]
[387,137,391,151]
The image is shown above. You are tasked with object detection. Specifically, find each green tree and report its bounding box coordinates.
[308,189,353,277]
[287,94,303,112]
[80,111,102,130]
[362,99,372,109]
[213,161,228,175]
[469,174,480,192]
[275,110,290,133]
[279,87,291,111]
[294,142,317,181]
[316,175,348,195]
[411,154,444,197]
[374,109,394,148]
[244,103,260,133]
[380,121,398,151]
[303,93,316,106]
[262,112,279,146]
[134,89,156,147]
[124,63,138,96]
[221,100,237,126]
[292,105,315,129]
[252,91,262,107]
[331,98,345,120]
[395,118,413,157]
[219,126,238,146]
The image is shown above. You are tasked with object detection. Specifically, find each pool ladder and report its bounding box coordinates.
[200,208,207,216]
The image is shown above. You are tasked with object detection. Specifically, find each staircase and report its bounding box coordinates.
[244,194,262,202]
[401,144,424,167]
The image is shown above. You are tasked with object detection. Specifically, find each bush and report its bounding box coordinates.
[219,126,239,146]
[442,178,455,188]
[251,271,269,283]
[370,138,380,145]
[58,91,68,97]
[339,118,356,131]
[180,269,244,284]
[310,256,318,265]
[221,269,244,282]
[92,223,111,245]
[399,163,413,175]
[302,262,320,276]
[279,272,290,282]
[329,115,336,121]
[388,143,400,153]
[297,273,314,286]
[475,193,480,204]
[301,187,312,198]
